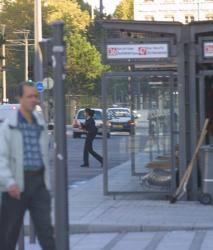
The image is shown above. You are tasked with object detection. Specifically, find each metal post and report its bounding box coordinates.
[101,74,108,195]
[199,75,205,130]
[52,21,69,250]
[91,1,95,20]
[1,25,6,102]
[24,31,29,81]
[170,75,177,192]
[34,0,43,102]
[177,26,187,198]
[100,0,103,17]
[188,27,198,200]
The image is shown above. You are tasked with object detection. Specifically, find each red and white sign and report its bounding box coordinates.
[107,44,168,60]
[204,42,213,58]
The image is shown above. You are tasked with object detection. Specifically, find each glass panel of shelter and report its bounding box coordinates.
[104,75,179,194]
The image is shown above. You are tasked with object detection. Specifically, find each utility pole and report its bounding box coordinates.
[24,31,29,81]
[91,1,95,20]
[1,25,6,102]
[34,0,43,82]
[100,0,103,18]
[52,21,69,250]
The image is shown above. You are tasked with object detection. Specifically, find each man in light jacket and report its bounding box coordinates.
[0,81,55,250]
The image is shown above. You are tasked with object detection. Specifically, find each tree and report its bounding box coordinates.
[65,33,108,94]
[45,0,90,33]
[113,0,134,20]
[0,0,106,100]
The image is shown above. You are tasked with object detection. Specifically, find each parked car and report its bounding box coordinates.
[72,108,111,138]
[0,103,20,124]
[0,103,53,131]
[107,107,135,135]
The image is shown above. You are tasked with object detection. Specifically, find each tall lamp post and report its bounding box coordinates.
[24,31,29,81]
[1,25,6,103]
[100,0,103,17]
[34,0,43,82]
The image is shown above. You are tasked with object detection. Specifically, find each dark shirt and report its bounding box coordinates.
[84,117,97,137]
[18,111,44,171]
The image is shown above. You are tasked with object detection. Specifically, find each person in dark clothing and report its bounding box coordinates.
[80,108,103,167]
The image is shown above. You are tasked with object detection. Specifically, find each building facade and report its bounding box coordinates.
[134,0,213,23]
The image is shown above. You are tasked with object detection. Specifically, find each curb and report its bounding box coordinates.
[69,224,213,234]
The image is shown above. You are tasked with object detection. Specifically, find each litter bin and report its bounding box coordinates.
[199,145,213,205]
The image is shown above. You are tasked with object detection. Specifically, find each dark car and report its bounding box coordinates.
[107,107,135,135]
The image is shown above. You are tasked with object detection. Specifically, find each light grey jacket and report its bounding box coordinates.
[0,110,50,193]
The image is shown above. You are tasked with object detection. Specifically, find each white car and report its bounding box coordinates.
[72,108,110,138]
[0,103,20,123]
[107,107,135,135]
[0,103,53,130]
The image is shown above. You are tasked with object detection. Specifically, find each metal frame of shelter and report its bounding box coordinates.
[100,20,213,199]
[101,71,178,197]
[185,22,213,199]
[100,20,184,197]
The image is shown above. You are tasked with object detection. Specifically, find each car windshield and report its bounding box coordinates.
[77,110,102,120]
[108,109,131,118]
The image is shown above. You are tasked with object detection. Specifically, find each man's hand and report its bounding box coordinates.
[7,184,21,199]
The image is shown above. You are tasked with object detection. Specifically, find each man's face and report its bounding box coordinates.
[19,85,39,113]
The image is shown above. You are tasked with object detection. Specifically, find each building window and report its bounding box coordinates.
[185,15,194,23]
[145,15,155,21]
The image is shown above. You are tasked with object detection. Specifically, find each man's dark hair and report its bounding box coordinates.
[16,81,35,97]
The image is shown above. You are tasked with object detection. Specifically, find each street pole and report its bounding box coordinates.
[34,0,43,102]
[24,31,29,81]
[91,1,95,20]
[52,21,69,250]
[2,43,6,102]
[1,25,6,102]
[100,0,103,17]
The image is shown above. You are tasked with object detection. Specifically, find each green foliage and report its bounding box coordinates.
[0,0,107,99]
[65,33,108,94]
[45,0,90,33]
[113,0,134,20]
[75,0,91,13]
[0,0,43,39]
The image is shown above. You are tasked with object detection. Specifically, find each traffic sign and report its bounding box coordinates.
[36,81,44,92]
[43,77,54,89]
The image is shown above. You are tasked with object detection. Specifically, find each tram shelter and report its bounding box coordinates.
[100,20,213,200]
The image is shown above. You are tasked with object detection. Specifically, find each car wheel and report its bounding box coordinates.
[107,133,111,138]
[73,132,81,138]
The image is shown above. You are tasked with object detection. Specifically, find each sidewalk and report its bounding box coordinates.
[69,158,213,234]
[21,155,213,249]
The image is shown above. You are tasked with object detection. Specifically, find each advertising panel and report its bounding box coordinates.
[203,42,213,58]
[107,43,169,60]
